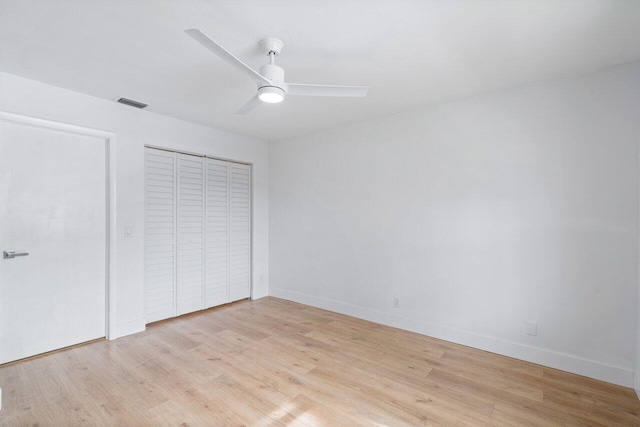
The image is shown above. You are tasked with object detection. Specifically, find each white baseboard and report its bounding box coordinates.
[252,289,269,300]
[270,287,635,388]
[108,318,146,340]
[634,370,640,400]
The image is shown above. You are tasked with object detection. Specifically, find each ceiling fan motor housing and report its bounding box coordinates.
[258,63,286,92]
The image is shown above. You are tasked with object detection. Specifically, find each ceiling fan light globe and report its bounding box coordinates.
[258,86,285,103]
[259,93,283,103]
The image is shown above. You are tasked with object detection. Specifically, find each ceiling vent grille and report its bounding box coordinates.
[117,97,148,109]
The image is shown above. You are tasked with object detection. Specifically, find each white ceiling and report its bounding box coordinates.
[1,1,640,141]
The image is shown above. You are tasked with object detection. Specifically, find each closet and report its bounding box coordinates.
[144,147,251,324]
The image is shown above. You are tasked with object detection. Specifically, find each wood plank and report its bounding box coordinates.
[0,297,638,425]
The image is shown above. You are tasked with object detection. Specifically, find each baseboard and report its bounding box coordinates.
[270,287,635,388]
[109,318,146,340]
[635,370,640,400]
[252,289,269,300]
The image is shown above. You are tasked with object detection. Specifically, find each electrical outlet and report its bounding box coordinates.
[393,297,400,308]
[526,321,537,336]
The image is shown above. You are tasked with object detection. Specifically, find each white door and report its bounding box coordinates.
[144,148,251,323]
[176,154,205,315]
[0,118,106,364]
[205,158,229,308]
[229,163,251,301]
[144,149,176,323]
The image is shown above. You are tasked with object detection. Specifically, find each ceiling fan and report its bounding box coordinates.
[185,29,369,115]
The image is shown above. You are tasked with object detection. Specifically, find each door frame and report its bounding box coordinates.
[0,111,117,340]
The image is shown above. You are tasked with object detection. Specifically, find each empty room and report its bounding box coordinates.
[2,0,640,425]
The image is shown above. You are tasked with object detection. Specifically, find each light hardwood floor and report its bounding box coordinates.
[0,297,639,426]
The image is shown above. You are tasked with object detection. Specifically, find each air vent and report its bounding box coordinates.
[117,97,148,109]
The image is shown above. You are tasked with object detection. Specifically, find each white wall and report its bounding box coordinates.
[0,71,269,339]
[270,62,640,387]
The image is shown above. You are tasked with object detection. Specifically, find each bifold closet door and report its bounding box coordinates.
[229,163,251,301]
[144,149,177,323]
[205,159,230,307]
[176,154,205,315]
[145,147,251,324]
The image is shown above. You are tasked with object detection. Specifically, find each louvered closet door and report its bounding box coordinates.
[229,164,251,301]
[145,148,251,324]
[144,149,177,323]
[176,154,205,315]
[205,159,229,307]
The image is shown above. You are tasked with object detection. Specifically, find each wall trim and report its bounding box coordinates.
[270,287,635,388]
[111,318,146,340]
[634,370,640,400]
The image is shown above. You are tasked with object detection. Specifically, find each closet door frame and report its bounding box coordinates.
[144,145,253,324]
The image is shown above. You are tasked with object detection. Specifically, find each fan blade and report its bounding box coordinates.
[235,95,262,115]
[285,83,368,97]
[185,29,270,84]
